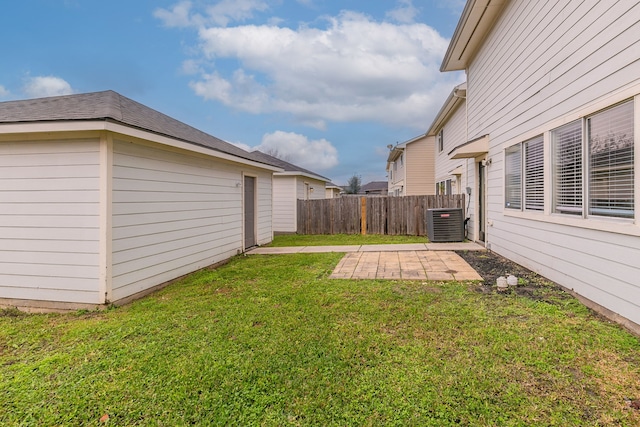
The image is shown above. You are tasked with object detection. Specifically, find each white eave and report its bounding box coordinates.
[0,120,283,172]
[427,82,467,136]
[449,166,464,175]
[448,135,489,159]
[275,171,329,182]
[386,146,405,163]
[441,0,509,72]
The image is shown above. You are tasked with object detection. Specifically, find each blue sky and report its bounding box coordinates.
[0,0,465,185]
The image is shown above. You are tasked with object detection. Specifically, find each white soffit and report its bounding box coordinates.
[441,0,509,72]
[449,135,489,159]
[449,166,464,175]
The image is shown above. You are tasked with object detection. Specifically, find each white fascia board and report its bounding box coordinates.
[448,135,489,159]
[0,120,283,172]
[403,134,429,146]
[275,171,329,182]
[103,122,283,172]
[386,146,405,163]
[441,0,509,72]
[427,82,467,136]
[0,120,108,134]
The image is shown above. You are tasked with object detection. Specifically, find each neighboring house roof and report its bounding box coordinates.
[251,151,331,182]
[0,90,279,169]
[441,0,509,72]
[385,133,429,170]
[361,181,388,194]
[386,146,404,170]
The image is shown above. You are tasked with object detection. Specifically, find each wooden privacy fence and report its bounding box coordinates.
[297,195,465,236]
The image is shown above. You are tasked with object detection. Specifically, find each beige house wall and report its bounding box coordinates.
[405,135,435,195]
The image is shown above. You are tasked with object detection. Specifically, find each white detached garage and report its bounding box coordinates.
[0,91,280,310]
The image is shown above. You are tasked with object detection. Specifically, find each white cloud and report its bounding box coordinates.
[154,0,268,28]
[23,76,74,98]
[386,0,419,24]
[437,0,466,15]
[181,59,203,75]
[252,131,338,171]
[205,0,269,26]
[182,11,460,129]
[229,140,252,151]
[0,85,10,99]
[154,1,200,28]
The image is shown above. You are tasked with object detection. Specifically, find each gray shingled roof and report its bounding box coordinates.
[361,181,388,192]
[0,90,277,167]
[251,151,330,181]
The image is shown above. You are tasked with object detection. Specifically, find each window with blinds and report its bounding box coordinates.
[553,120,583,215]
[505,144,522,209]
[505,135,544,211]
[587,101,634,218]
[524,136,544,211]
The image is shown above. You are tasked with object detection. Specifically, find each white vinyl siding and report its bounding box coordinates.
[435,99,467,188]
[467,0,640,142]
[111,140,246,301]
[434,97,475,234]
[0,139,101,304]
[254,169,274,245]
[463,0,640,327]
[295,177,325,200]
[273,176,297,233]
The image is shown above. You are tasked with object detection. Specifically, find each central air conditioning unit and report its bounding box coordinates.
[426,208,465,242]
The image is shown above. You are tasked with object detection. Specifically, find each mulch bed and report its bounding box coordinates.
[455,249,570,302]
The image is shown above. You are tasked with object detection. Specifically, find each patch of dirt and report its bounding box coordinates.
[0,307,28,318]
[455,250,568,301]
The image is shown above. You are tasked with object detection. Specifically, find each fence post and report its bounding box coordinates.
[361,197,367,235]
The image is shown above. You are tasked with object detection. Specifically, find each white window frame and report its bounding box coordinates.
[437,129,444,152]
[503,90,640,237]
[505,143,522,209]
[551,100,634,220]
[587,101,634,219]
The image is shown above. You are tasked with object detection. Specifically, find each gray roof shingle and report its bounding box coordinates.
[0,90,277,167]
[250,151,330,181]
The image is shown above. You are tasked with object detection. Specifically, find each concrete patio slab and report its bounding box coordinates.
[247,243,484,282]
[329,250,483,281]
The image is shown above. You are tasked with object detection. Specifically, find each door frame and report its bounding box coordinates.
[477,159,487,243]
[243,174,257,251]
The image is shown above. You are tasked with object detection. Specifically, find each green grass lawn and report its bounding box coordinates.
[270,233,428,246]
[2,253,640,426]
